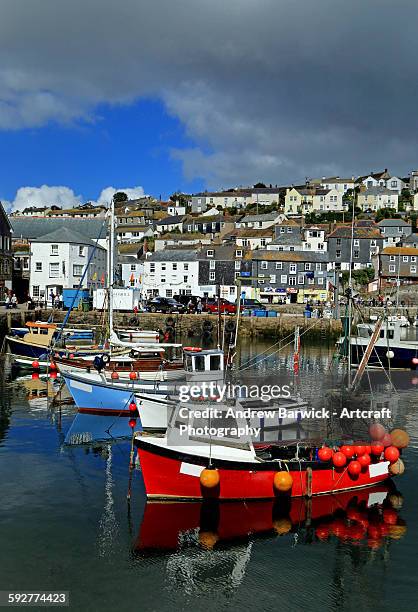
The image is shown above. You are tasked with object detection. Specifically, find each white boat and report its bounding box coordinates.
[115,328,160,343]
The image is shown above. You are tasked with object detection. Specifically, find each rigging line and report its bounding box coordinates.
[353,303,398,393]
[236,317,323,372]
[237,328,296,371]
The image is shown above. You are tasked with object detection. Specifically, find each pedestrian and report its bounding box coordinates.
[49,291,55,308]
[187,298,194,313]
[11,294,17,309]
[196,297,203,315]
[4,294,10,309]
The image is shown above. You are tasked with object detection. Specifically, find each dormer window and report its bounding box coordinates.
[207,250,214,257]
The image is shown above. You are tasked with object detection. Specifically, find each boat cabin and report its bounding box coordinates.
[183,348,224,380]
[22,322,57,346]
[357,322,402,342]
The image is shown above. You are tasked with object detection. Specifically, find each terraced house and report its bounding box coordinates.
[284,186,344,215]
[197,244,252,300]
[251,250,330,304]
[0,203,13,291]
[376,246,418,289]
[327,226,383,270]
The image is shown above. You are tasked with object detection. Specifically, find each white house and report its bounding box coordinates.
[284,187,344,215]
[412,193,418,211]
[357,188,399,212]
[116,225,153,243]
[167,201,187,216]
[235,212,284,230]
[29,227,107,304]
[302,226,328,251]
[118,255,144,289]
[312,176,355,194]
[142,249,199,298]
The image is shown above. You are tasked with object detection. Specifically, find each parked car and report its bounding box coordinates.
[146,297,186,314]
[241,298,267,311]
[173,295,200,308]
[202,298,237,314]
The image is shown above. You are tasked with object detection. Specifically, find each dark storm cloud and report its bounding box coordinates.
[1,0,418,186]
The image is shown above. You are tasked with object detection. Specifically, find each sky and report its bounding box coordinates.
[1,0,418,211]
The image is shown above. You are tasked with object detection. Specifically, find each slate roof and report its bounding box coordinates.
[377,219,411,227]
[154,215,185,226]
[240,212,279,223]
[118,255,140,264]
[359,187,397,196]
[147,249,198,261]
[327,226,382,239]
[381,247,418,256]
[251,250,329,263]
[226,228,275,238]
[402,233,418,244]
[10,217,107,241]
[31,227,105,249]
[269,234,304,246]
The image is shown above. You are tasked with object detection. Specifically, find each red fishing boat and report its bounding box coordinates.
[135,402,408,501]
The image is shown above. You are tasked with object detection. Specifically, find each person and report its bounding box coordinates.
[49,291,55,308]
[196,297,203,314]
[11,294,17,308]
[58,293,64,309]
[27,295,33,311]
[4,294,10,309]
[187,298,194,313]
[54,293,60,309]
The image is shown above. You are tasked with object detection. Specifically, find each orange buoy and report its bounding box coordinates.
[273,517,292,535]
[348,460,362,477]
[273,471,293,492]
[129,371,137,380]
[332,451,347,467]
[199,531,219,549]
[390,429,410,449]
[389,458,405,475]
[384,446,400,463]
[111,371,119,380]
[200,468,220,489]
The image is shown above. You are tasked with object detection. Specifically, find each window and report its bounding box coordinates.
[207,250,214,257]
[370,240,377,247]
[298,274,304,284]
[261,261,268,269]
[269,274,276,283]
[23,258,29,270]
[315,263,322,271]
[403,256,409,262]
[161,263,166,271]
[32,286,40,298]
[49,263,59,278]
[289,276,296,285]
[184,263,189,271]
[51,244,58,256]
[209,260,216,269]
[150,263,155,272]
[161,278,166,283]
[209,271,215,281]
[235,250,243,257]
[261,238,266,247]
[183,276,188,283]
[389,265,396,272]
[276,262,283,270]
[130,264,136,271]
[389,255,396,262]
[73,264,83,277]
[318,277,324,285]
[304,263,311,271]
[354,250,359,258]
[35,262,42,272]
[166,290,173,297]
[280,227,285,234]
[353,239,359,246]
[336,250,341,258]
[235,260,241,270]
[336,238,341,246]
[79,246,85,257]
[280,275,287,284]
[287,227,292,233]
[411,257,416,263]
[289,263,297,274]
[172,263,177,270]
[411,265,417,273]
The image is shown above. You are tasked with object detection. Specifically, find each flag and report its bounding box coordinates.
[130,273,135,283]
[92,271,97,281]
[101,273,105,285]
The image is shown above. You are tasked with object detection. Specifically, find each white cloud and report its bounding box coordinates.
[3,184,145,212]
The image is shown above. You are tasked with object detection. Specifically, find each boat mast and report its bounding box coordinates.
[346,190,356,387]
[108,196,115,337]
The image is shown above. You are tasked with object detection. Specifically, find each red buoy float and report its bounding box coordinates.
[370,443,384,456]
[340,445,355,458]
[49,361,57,370]
[348,460,362,477]
[128,418,136,429]
[200,468,220,489]
[332,451,346,467]
[384,445,400,463]
[318,447,333,462]
[129,401,137,412]
[273,471,293,492]
[354,445,366,456]
[32,360,40,369]
[111,371,119,380]
[357,453,371,468]
[129,371,137,380]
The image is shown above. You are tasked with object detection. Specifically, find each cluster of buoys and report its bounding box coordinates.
[315,494,406,548]
[128,400,137,429]
[317,425,409,478]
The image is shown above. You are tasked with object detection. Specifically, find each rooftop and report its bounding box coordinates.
[147,249,198,262]
[382,246,418,256]
[10,217,107,241]
[251,250,329,263]
[377,219,411,227]
[327,226,382,239]
[31,227,105,249]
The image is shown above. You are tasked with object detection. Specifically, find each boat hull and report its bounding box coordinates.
[349,341,418,369]
[136,440,392,500]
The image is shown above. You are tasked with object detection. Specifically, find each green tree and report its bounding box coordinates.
[113,191,128,203]
[254,182,266,188]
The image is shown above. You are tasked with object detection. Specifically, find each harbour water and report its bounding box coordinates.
[0,341,417,612]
